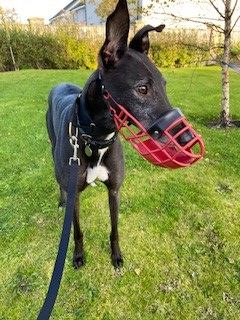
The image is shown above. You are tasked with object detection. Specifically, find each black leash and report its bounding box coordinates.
[37,127,80,320]
[37,86,118,319]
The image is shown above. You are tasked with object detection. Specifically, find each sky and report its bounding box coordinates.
[0,0,239,30]
[0,0,69,23]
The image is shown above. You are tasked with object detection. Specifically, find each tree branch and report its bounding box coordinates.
[230,0,239,17]
[163,12,225,33]
[189,16,224,22]
[180,42,223,51]
[229,15,240,34]
[208,0,225,19]
[210,23,225,33]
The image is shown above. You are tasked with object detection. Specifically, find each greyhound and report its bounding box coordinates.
[46,0,174,269]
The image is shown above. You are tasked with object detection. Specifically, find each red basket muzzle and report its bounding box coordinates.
[104,93,205,169]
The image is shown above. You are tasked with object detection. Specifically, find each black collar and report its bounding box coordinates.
[71,92,117,150]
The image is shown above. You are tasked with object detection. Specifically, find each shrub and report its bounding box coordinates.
[149,29,211,68]
[0,25,239,72]
[0,28,67,70]
[0,27,99,71]
[58,33,99,69]
[150,43,210,68]
[231,44,240,62]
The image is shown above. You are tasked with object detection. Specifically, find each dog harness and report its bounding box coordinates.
[71,93,117,156]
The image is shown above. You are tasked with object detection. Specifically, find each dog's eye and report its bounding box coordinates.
[138,85,148,95]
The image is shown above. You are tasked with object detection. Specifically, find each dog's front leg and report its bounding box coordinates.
[72,194,84,269]
[108,188,123,268]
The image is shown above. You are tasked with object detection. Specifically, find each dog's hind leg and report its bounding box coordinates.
[72,193,85,269]
[108,188,123,268]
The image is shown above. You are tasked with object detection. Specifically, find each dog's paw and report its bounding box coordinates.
[73,253,85,269]
[111,253,123,269]
[58,202,66,211]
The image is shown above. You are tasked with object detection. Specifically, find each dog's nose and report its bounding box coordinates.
[177,130,194,146]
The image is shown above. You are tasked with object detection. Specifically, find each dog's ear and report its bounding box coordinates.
[99,0,130,69]
[129,24,165,55]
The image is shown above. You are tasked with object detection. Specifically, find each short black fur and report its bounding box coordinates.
[47,0,173,268]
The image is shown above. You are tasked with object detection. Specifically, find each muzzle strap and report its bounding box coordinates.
[147,109,183,133]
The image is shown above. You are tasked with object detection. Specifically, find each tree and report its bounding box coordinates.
[219,0,239,127]
[0,6,18,71]
[153,0,240,127]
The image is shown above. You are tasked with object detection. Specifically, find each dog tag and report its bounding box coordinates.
[85,145,92,157]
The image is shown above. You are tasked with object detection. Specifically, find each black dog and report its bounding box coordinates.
[46,0,173,269]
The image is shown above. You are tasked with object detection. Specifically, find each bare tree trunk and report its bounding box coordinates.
[220,0,231,127]
[9,44,18,71]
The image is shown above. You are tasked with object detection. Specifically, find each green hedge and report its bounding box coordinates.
[150,44,210,68]
[230,43,240,62]
[0,27,239,71]
[0,29,65,70]
[0,28,99,71]
[149,29,211,68]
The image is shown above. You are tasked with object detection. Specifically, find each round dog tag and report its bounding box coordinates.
[85,145,92,157]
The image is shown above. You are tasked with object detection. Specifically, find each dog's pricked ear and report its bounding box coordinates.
[129,24,165,55]
[99,0,130,69]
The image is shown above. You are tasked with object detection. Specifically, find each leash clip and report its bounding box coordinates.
[69,122,80,166]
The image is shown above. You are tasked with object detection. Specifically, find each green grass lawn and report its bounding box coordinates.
[0,67,240,320]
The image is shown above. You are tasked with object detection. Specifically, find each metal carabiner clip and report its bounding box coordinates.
[69,122,80,166]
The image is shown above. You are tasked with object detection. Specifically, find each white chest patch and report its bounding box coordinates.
[86,165,109,185]
[86,132,115,186]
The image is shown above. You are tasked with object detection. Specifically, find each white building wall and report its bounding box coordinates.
[86,2,102,25]
[74,7,86,23]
